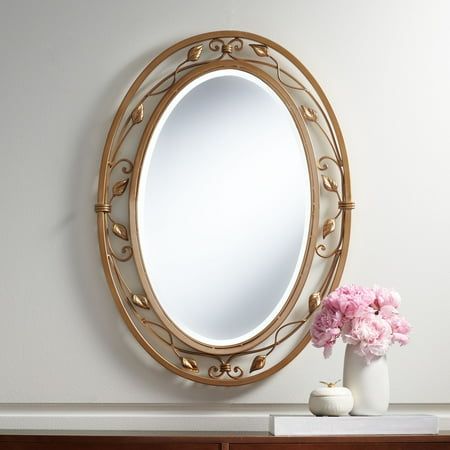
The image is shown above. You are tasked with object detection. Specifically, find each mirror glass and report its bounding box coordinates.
[137,69,310,346]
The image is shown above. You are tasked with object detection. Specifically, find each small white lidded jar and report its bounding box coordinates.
[309,381,354,416]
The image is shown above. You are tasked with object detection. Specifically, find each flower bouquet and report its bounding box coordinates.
[311,285,411,363]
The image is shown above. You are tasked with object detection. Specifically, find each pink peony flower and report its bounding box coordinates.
[310,284,410,362]
[389,315,411,346]
[342,313,392,363]
[372,285,401,319]
[325,285,375,320]
[311,306,343,358]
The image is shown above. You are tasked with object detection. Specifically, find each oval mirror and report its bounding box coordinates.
[96,31,354,385]
[135,68,312,349]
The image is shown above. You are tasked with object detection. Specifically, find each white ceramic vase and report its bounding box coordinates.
[343,344,389,415]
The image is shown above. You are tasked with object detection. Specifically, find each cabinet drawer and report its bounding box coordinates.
[0,436,220,450]
[230,443,450,450]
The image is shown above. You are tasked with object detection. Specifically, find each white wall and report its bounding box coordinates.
[1,0,449,429]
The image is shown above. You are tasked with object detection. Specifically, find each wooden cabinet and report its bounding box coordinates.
[0,433,449,450]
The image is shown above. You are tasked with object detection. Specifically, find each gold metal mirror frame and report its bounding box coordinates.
[95,31,354,386]
[130,60,319,356]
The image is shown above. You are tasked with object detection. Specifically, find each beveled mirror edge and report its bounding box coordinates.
[95,30,354,386]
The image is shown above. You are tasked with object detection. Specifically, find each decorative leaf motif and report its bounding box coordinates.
[112,222,128,240]
[309,292,321,313]
[322,175,338,193]
[322,218,336,239]
[131,294,150,309]
[181,357,199,372]
[250,355,266,373]
[131,104,144,124]
[300,105,318,122]
[187,44,203,61]
[112,178,129,197]
[249,43,269,57]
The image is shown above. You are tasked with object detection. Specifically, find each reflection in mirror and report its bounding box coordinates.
[137,69,310,346]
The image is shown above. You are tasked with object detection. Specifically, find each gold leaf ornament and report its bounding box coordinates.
[131,294,150,309]
[112,223,128,240]
[187,44,203,61]
[249,43,269,57]
[322,218,336,239]
[322,175,338,193]
[112,178,129,197]
[249,355,266,373]
[181,357,199,372]
[300,105,318,122]
[131,104,144,124]
[309,292,321,313]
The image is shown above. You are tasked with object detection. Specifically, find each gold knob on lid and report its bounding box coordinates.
[320,379,341,388]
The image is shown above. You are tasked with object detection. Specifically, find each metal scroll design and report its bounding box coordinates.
[95,33,354,384]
